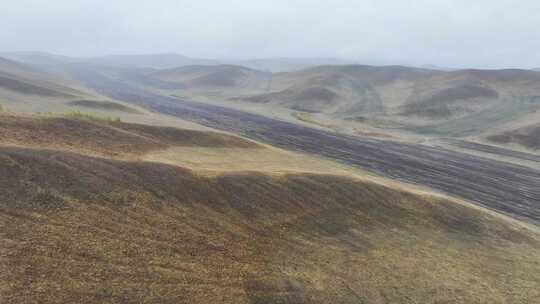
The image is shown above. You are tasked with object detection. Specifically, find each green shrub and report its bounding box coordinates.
[64,110,121,123]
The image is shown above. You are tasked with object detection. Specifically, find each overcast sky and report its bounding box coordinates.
[2,0,539,68]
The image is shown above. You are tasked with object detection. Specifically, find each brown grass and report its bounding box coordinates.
[0,112,260,159]
[487,123,540,150]
[1,114,539,303]
[144,146,371,176]
[292,112,335,129]
[0,75,73,97]
[1,146,539,303]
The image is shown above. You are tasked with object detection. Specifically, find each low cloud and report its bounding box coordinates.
[1,0,539,68]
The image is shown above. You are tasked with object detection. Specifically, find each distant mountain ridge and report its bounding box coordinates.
[230,57,358,72]
[1,51,356,71]
[4,51,540,143]
[150,64,271,94]
[115,62,540,139]
[0,52,219,69]
[240,65,540,137]
[0,55,87,98]
[86,53,219,69]
[0,51,79,65]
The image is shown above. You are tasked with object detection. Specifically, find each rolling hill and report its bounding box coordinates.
[0,51,79,66]
[229,57,357,72]
[0,56,146,118]
[1,52,219,70]
[0,112,257,158]
[238,65,436,114]
[150,65,271,93]
[0,56,87,100]
[216,65,540,138]
[86,53,219,69]
[5,52,540,147]
[487,122,540,150]
[50,60,540,144]
[249,66,540,116]
[1,112,539,303]
[1,52,355,72]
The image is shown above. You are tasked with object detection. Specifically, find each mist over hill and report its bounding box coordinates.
[2,52,540,303]
[3,1,540,303]
[0,52,357,72]
[4,51,540,149]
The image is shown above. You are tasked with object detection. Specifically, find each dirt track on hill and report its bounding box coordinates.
[67,65,540,224]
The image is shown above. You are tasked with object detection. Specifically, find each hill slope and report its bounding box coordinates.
[0,52,79,66]
[9,55,538,141]
[0,57,84,98]
[0,113,258,159]
[146,64,540,139]
[255,66,540,121]
[487,123,540,150]
[87,53,219,69]
[239,65,436,114]
[150,65,271,95]
[1,113,539,303]
[229,57,356,72]
[0,57,148,118]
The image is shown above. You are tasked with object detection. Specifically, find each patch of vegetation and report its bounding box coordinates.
[0,112,259,161]
[487,125,540,149]
[68,100,139,113]
[64,110,121,123]
[401,85,499,119]
[292,112,334,129]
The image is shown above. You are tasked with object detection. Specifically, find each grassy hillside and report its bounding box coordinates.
[229,57,356,72]
[0,75,73,97]
[1,113,539,303]
[0,57,113,120]
[151,65,271,95]
[237,65,436,114]
[264,67,540,124]
[87,53,219,69]
[0,113,259,159]
[0,52,78,65]
[2,147,539,304]
[4,55,540,142]
[0,57,44,76]
[67,100,140,113]
[0,56,86,98]
[487,123,540,150]
[132,64,540,139]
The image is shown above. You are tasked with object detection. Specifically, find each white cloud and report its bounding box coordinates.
[1,0,539,68]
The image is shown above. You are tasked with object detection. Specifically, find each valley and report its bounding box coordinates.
[1,53,540,304]
[60,64,540,224]
[4,2,540,303]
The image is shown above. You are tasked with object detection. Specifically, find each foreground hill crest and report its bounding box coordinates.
[1,113,539,303]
